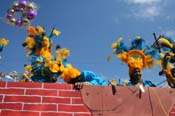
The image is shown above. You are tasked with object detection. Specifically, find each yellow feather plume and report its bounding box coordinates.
[145,56,154,68]
[159,37,173,49]
[107,55,111,62]
[36,26,45,34]
[111,37,123,49]
[52,29,61,36]
[49,61,64,73]
[60,48,70,59]
[27,26,37,36]
[117,51,128,63]
[60,67,81,82]
[0,38,9,46]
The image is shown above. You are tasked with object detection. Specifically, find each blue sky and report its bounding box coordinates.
[0,0,175,85]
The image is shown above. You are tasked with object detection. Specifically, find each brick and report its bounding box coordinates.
[0,103,22,110]
[72,98,83,104]
[7,82,42,88]
[59,91,81,97]
[58,104,90,112]
[1,110,39,116]
[4,96,41,103]
[44,83,72,90]
[42,96,70,104]
[0,88,24,95]
[41,112,72,116]
[26,89,57,96]
[74,114,92,116]
[0,81,6,87]
[23,104,57,111]
[0,95,3,102]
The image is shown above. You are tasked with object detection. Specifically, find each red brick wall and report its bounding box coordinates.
[0,81,92,116]
[0,81,175,116]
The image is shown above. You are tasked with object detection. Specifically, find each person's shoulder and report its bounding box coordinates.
[143,80,156,87]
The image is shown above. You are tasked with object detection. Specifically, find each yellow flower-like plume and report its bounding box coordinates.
[0,38,9,46]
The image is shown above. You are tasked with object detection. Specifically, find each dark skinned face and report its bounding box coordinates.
[130,68,142,84]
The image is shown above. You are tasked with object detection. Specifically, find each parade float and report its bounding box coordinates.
[1,0,175,116]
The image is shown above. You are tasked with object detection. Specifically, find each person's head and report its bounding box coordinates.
[130,68,142,84]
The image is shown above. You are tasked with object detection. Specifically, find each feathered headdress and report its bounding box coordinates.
[112,36,156,77]
[151,34,175,87]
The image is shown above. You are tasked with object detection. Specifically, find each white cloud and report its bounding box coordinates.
[144,6,159,16]
[124,0,162,19]
[127,0,161,4]
[134,6,160,18]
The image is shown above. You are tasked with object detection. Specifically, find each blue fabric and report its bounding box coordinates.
[144,46,161,59]
[80,70,107,86]
[30,56,45,76]
[115,41,130,54]
[35,35,43,49]
[143,80,156,87]
[162,47,172,52]
[131,38,145,50]
[124,80,156,87]
[62,59,68,67]
[31,56,45,63]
